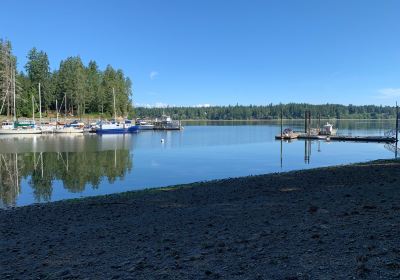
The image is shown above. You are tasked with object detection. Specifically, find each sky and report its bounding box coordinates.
[1,0,400,107]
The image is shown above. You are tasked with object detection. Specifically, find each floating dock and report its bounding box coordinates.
[328,135,396,143]
[283,133,397,143]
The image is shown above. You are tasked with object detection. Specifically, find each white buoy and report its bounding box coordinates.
[161,138,165,143]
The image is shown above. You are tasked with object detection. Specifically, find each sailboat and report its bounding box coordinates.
[95,88,139,134]
[54,94,84,134]
[0,74,41,134]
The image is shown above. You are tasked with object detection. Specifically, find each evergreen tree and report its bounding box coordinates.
[25,48,51,113]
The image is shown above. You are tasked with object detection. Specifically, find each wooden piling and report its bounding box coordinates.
[304,111,307,133]
[318,113,321,133]
[396,102,399,144]
[280,106,283,136]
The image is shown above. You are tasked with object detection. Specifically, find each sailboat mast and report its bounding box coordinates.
[38,83,42,125]
[32,94,35,123]
[113,87,116,121]
[64,94,67,122]
[13,70,16,122]
[56,99,59,123]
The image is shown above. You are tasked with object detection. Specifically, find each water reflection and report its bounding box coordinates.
[385,142,399,159]
[279,138,398,167]
[0,121,396,208]
[0,135,133,207]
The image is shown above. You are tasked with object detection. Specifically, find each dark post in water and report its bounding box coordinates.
[396,102,399,144]
[396,102,399,158]
[280,106,283,137]
[304,111,307,133]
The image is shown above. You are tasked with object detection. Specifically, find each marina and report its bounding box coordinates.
[0,115,183,134]
[276,108,399,144]
[0,120,398,208]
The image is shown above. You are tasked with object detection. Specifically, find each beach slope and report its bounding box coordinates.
[1,159,400,279]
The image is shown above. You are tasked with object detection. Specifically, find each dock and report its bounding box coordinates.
[275,107,399,144]
[328,135,396,143]
[275,133,299,140]
[280,133,397,143]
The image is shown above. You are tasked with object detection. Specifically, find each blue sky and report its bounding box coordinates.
[1,0,400,106]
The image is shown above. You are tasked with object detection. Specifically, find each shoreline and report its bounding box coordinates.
[182,119,397,121]
[2,159,400,279]
[1,117,397,122]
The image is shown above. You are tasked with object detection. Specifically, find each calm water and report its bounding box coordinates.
[0,120,398,208]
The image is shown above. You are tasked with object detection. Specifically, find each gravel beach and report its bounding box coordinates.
[1,159,400,279]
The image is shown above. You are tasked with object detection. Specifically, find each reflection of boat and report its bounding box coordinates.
[55,127,84,133]
[275,128,299,139]
[319,122,337,136]
[0,133,132,153]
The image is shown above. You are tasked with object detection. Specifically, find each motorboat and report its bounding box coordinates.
[95,119,139,134]
[0,120,42,134]
[137,120,155,130]
[319,122,337,136]
[55,121,84,133]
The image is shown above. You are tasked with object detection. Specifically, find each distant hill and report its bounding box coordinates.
[135,103,398,120]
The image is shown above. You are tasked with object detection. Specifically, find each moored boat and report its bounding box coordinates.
[275,128,299,139]
[55,121,85,133]
[95,120,139,134]
[319,122,337,136]
[153,115,182,130]
[137,120,155,130]
[94,88,139,134]
[0,76,42,135]
[0,120,42,134]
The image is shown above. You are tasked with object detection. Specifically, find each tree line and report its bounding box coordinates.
[0,39,133,119]
[136,103,398,120]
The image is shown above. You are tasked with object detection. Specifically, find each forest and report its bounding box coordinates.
[2,38,397,121]
[0,39,133,119]
[136,103,398,120]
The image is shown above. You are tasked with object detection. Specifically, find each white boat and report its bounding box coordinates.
[137,120,154,130]
[0,119,42,134]
[0,74,42,135]
[95,120,139,134]
[0,128,42,134]
[40,124,56,133]
[0,121,42,134]
[55,121,85,133]
[94,89,139,134]
[154,115,182,130]
[319,122,337,136]
[275,128,299,139]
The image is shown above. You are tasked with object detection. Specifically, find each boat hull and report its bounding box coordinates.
[55,127,84,133]
[138,125,154,130]
[96,125,139,134]
[0,129,42,135]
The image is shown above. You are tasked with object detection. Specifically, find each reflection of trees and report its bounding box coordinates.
[0,149,132,207]
[30,153,53,203]
[56,150,133,192]
[0,154,22,207]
